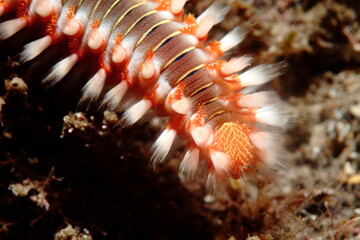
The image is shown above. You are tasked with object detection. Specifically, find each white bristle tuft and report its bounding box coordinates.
[210,150,230,175]
[0,18,27,40]
[179,147,200,177]
[249,131,278,167]
[151,128,177,165]
[170,0,186,15]
[197,2,230,25]
[123,99,152,126]
[206,172,227,195]
[35,0,62,18]
[43,53,78,85]
[140,59,155,80]
[102,81,128,110]
[81,68,106,102]
[35,0,53,18]
[20,35,52,62]
[51,0,62,13]
[111,44,127,64]
[196,2,230,39]
[249,131,273,153]
[221,56,252,75]
[255,106,286,127]
[171,98,191,114]
[238,91,278,108]
[219,26,247,53]
[239,64,280,87]
[88,30,103,50]
[63,18,81,36]
[191,126,212,148]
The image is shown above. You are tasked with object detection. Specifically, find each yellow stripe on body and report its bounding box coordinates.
[112,1,146,32]
[189,82,214,97]
[123,10,157,37]
[153,31,181,52]
[135,19,171,47]
[207,109,226,122]
[77,0,85,9]
[173,64,204,86]
[90,0,103,17]
[161,46,194,71]
[101,0,123,21]
[202,97,218,105]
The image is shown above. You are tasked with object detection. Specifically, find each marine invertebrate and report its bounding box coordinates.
[0,0,286,192]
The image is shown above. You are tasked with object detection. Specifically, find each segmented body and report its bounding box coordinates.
[0,0,285,191]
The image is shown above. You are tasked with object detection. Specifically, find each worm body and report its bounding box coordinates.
[0,0,286,191]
